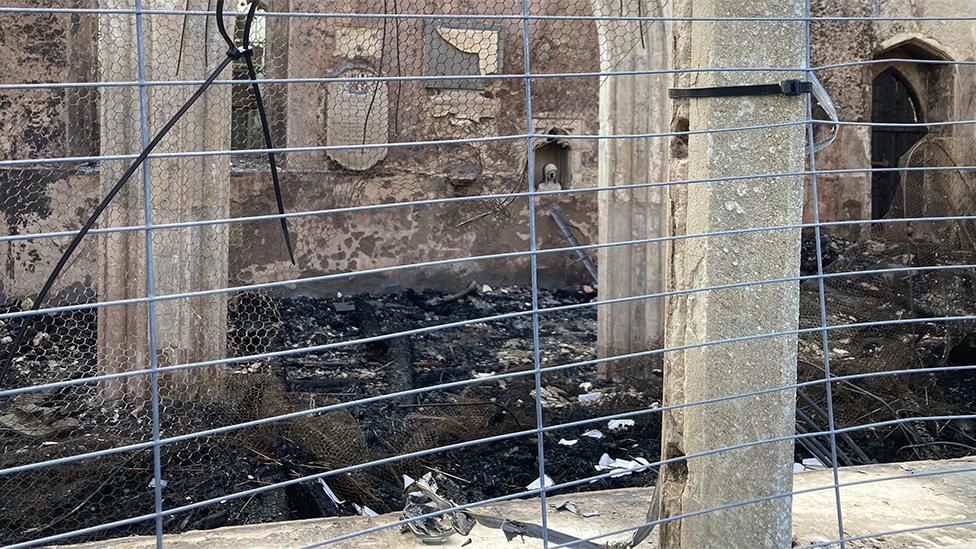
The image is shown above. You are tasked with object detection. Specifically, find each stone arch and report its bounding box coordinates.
[875,34,956,63]
[870,67,927,219]
[873,34,958,123]
[870,35,959,224]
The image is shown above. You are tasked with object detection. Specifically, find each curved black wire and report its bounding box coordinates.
[1,0,294,387]
[214,0,236,52]
[240,0,296,264]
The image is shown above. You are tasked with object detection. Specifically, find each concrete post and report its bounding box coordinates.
[657,0,805,547]
[97,0,230,402]
[593,0,670,379]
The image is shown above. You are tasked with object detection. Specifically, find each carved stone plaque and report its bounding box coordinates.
[326,65,389,171]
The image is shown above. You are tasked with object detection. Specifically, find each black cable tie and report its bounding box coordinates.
[227,47,253,60]
[669,79,813,99]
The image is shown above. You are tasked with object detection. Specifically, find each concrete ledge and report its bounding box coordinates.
[58,458,976,549]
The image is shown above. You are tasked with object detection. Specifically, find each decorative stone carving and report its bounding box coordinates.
[326,65,389,171]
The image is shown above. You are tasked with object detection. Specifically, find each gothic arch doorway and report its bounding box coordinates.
[871,68,927,219]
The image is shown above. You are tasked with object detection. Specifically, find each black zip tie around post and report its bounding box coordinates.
[1,0,294,387]
[669,76,839,152]
[669,78,813,98]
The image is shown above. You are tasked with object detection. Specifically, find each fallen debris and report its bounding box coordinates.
[352,503,379,517]
[318,479,345,507]
[401,480,605,548]
[578,391,604,403]
[530,386,572,408]
[553,500,600,518]
[607,419,635,431]
[594,453,651,478]
[793,458,827,473]
[550,206,598,284]
[426,280,481,306]
[525,475,554,491]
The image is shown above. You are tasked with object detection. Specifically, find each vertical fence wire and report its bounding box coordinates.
[801,1,845,546]
[521,1,551,545]
[133,1,166,546]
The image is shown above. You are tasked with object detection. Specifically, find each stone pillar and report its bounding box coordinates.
[657,0,805,547]
[594,0,670,379]
[97,0,230,402]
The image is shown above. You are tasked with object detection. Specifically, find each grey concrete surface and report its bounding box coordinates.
[658,0,808,546]
[54,457,976,549]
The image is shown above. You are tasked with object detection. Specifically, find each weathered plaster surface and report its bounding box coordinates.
[4,0,976,301]
[0,0,602,302]
[808,0,976,235]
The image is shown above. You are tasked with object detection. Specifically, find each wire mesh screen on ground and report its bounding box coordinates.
[0,1,975,548]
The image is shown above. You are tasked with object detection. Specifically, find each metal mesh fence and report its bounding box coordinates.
[0,1,975,548]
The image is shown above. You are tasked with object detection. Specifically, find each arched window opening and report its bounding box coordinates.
[871,68,927,219]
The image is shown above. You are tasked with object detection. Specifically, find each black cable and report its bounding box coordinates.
[214,0,236,55]
[1,0,294,386]
[241,0,296,264]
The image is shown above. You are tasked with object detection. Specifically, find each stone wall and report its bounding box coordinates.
[807,0,976,236]
[0,0,603,302]
[4,0,976,304]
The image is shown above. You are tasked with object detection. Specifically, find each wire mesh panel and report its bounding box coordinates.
[0,1,975,548]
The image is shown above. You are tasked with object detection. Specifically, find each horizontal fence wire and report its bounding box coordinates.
[4,119,976,167]
[8,413,976,549]
[3,5,976,21]
[2,2,975,549]
[0,211,974,328]
[2,59,975,92]
[1,258,976,408]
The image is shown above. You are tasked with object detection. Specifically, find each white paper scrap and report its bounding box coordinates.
[353,503,380,517]
[527,475,554,491]
[318,478,345,506]
[578,392,603,403]
[594,453,649,478]
[607,419,635,431]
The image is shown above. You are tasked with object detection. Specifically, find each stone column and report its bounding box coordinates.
[594,0,670,379]
[97,0,230,402]
[657,0,805,547]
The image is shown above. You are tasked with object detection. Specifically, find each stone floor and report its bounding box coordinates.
[57,457,976,549]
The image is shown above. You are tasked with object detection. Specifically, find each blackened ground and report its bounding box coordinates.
[2,234,975,546]
[269,284,663,512]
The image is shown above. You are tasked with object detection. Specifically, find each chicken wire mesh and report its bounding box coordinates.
[0,1,974,548]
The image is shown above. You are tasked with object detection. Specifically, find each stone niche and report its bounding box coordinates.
[325,64,389,171]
